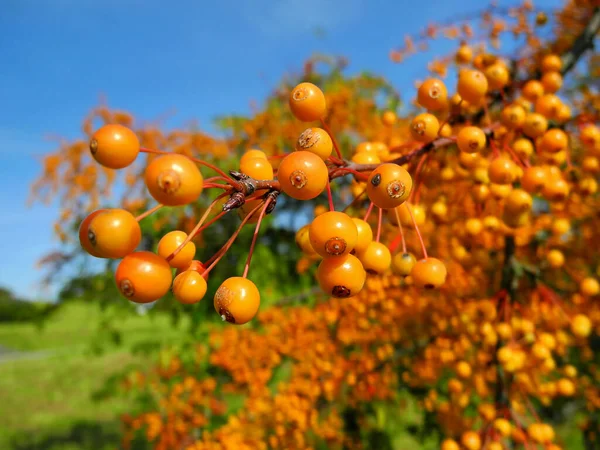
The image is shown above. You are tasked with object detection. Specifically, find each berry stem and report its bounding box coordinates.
[166,192,229,262]
[376,207,383,243]
[406,203,428,259]
[326,179,335,211]
[394,208,408,254]
[203,201,265,276]
[363,202,375,221]
[320,119,343,159]
[135,204,163,222]
[242,197,273,278]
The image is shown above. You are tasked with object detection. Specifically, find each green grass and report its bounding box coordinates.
[0,301,190,450]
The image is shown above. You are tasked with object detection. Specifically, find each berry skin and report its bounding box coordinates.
[176,259,208,280]
[289,82,327,122]
[571,314,592,338]
[541,54,562,72]
[316,254,366,298]
[541,71,563,93]
[461,431,482,450]
[309,211,358,258]
[382,110,397,126]
[240,149,268,165]
[411,257,447,289]
[535,94,561,119]
[115,251,173,303]
[513,138,534,159]
[417,79,448,111]
[157,230,196,269]
[457,69,488,104]
[90,124,140,169]
[79,209,108,257]
[240,156,274,180]
[214,277,260,325]
[145,154,203,206]
[366,163,413,209]
[351,218,373,254]
[172,270,207,305]
[295,224,319,257]
[457,126,486,153]
[441,439,460,450]
[392,252,416,276]
[521,166,547,193]
[504,189,533,215]
[358,241,392,274]
[580,277,600,297]
[278,151,328,200]
[501,104,526,129]
[485,62,510,90]
[455,44,473,64]
[522,80,545,102]
[523,113,549,138]
[542,178,569,202]
[546,249,565,268]
[87,209,141,258]
[410,113,440,143]
[295,127,333,160]
[351,151,381,165]
[539,129,568,153]
[488,157,517,185]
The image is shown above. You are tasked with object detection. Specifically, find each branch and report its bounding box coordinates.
[561,7,600,76]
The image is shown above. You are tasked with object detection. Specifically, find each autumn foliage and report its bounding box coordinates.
[31,0,600,449]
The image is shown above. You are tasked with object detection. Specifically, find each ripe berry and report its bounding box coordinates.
[523,113,549,138]
[240,149,267,165]
[535,94,561,119]
[580,277,599,297]
[410,113,440,143]
[457,69,488,104]
[115,251,173,303]
[366,163,413,209]
[309,211,358,258]
[87,209,141,258]
[570,314,592,337]
[145,154,203,206]
[296,127,333,160]
[455,44,473,64]
[278,151,328,200]
[504,189,533,215]
[289,82,327,122]
[501,104,526,129]
[542,178,569,202]
[522,80,545,102]
[488,157,517,185]
[485,62,510,90]
[392,252,416,276]
[541,71,563,93]
[390,203,425,227]
[541,54,562,72]
[513,138,534,158]
[90,124,140,169]
[457,126,486,153]
[176,259,208,280]
[214,277,260,325]
[295,224,319,257]
[316,254,366,298]
[172,270,207,305]
[351,218,373,254]
[417,79,448,111]
[358,241,392,274]
[521,166,547,193]
[79,209,108,257]
[441,439,460,450]
[465,218,483,236]
[382,110,397,126]
[411,257,447,289]
[240,156,274,180]
[157,230,196,269]
[539,129,568,153]
[355,142,376,153]
[352,151,381,165]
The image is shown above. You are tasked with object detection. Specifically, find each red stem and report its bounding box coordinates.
[364,202,375,221]
[242,198,273,278]
[406,203,428,259]
[376,207,383,242]
[135,204,163,222]
[326,179,335,211]
[320,119,343,159]
[394,208,408,254]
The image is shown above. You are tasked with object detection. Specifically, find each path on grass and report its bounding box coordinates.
[0,345,53,363]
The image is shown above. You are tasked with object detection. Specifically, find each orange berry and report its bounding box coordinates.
[485,62,510,90]
[513,138,534,158]
[456,361,472,379]
[316,254,366,298]
[392,252,416,276]
[542,178,569,202]
[278,151,328,200]
[145,154,203,206]
[356,142,376,153]
[441,439,460,450]
[241,149,268,164]
[289,82,327,122]
[352,218,373,254]
[580,124,600,150]
[501,104,526,129]
[504,189,533,215]
[580,277,600,296]
[172,270,207,305]
[366,163,413,209]
[523,113,548,138]
[488,157,517,185]
[115,251,173,303]
[410,113,440,142]
[382,110,397,126]
[214,277,260,325]
[541,71,563,93]
[493,418,512,437]
[571,314,592,337]
[79,209,108,257]
[240,156,274,180]
[352,151,381,165]
[521,166,547,193]
[87,209,141,258]
[535,94,562,119]
[522,80,545,102]
[90,124,140,169]
[157,231,196,269]
[461,431,482,450]
[417,78,448,111]
[455,44,473,64]
[457,69,488,104]
[295,224,319,257]
[457,126,487,153]
[309,211,358,258]
[411,257,447,289]
[539,129,568,153]
[176,260,208,280]
[541,54,562,73]
[295,127,333,160]
[358,241,392,274]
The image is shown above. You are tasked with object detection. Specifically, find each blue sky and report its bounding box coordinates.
[0,0,561,300]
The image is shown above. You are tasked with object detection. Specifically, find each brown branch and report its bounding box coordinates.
[560,7,600,76]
